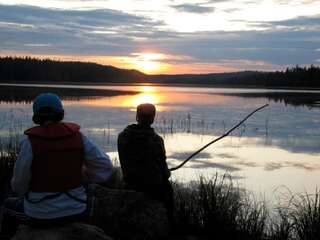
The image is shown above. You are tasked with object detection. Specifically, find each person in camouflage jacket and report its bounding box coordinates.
[117,103,173,224]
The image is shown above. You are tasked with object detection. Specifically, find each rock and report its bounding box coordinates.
[167,235,208,240]
[12,223,112,240]
[87,184,169,240]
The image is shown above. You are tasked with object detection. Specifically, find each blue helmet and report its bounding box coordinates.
[33,93,64,115]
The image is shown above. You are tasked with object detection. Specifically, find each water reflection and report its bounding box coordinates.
[219,92,320,108]
[167,132,320,202]
[1,84,320,202]
[2,83,320,108]
[63,88,233,112]
[165,133,320,173]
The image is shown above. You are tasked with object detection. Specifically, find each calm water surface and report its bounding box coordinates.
[1,84,320,206]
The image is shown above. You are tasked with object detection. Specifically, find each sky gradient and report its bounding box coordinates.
[0,0,319,74]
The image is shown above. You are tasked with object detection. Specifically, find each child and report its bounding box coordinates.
[1,93,114,237]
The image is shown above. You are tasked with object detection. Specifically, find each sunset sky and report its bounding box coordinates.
[0,0,319,74]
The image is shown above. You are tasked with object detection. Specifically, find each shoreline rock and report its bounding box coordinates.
[88,184,169,240]
[12,223,112,240]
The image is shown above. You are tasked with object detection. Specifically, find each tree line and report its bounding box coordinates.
[223,65,320,88]
[0,57,319,89]
[0,56,146,83]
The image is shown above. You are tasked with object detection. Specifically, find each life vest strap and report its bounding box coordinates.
[25,191,86,204]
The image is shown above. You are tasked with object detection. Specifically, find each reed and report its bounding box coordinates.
[174,178,320,240]
[173,174,268,240]
[0,135,19,203]
[268,208,293,240]
[289,191,320,240]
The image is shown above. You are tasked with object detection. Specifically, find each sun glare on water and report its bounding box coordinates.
[132,93,158,107]
[140,86,155,92]
[131,86,158,107]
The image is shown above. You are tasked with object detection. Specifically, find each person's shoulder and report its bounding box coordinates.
[119,124,138,136]
[62,122,81,132]
[18,135,32,150]
[24,125,40,135]
[153,130,164,142]
[19,135,30,144]
[117,125,132,144]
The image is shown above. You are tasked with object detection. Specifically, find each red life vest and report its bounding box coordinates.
[24,122,84,193]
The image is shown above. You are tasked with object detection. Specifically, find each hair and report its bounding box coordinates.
[32,107,64,125]
[136,103,156,126]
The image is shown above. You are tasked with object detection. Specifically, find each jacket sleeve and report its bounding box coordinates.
[11,138,33,196]
[117,132,131,181]
[81,134,114,183]
[157,136,171,179]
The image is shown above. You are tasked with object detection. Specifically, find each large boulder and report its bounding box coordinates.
[12,223,112,240]
[87,184,169,240]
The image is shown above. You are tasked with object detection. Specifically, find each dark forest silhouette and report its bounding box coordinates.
[0,56,146,83]
[0,57,319,88]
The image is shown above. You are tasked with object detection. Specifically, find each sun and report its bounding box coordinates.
[139,61,160,73]
[131,52,165,74]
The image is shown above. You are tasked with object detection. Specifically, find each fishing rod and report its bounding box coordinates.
[169,104,269,172]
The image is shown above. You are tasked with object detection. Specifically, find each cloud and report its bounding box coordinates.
[223,8,241,13]
[169,151,211,160]
[289,162,316,171]
[168,151,242,171]
[274,15,320,27]
[215,153,237,159]
[264,161,319,172]
[0,4,319,73]
[187,159,241,172]
[167,151,242,171]
[0,4,163,55]
[234,160,258,168]
[275,0,319,4]
[172,3,215,13]
[264,162,283,171]
[203,0,233,3]
[149,29,320,67]
[244,15,320,31]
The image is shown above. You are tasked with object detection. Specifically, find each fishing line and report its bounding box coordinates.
[169,104,269,171]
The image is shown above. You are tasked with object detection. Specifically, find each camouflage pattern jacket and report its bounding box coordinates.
[117,124,170,186]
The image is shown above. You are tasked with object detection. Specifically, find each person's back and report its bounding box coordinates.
[118,123,170,187]
[117,103,173,223]
[24,122,84,196]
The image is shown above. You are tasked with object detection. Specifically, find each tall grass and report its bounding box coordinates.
[291,192,320,240]
[0,112,25,203]
[0,136,18,204]
[266,191,320,240]
[173,175,268,240]
[174,177,320,240]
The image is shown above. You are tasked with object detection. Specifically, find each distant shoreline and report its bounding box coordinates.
[1,81,320,92]
[1,57,320,90]
[0,84,138,102]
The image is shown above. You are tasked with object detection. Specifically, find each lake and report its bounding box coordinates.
[1,83,320,207]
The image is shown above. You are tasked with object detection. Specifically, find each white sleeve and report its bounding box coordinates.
[11,137,33,196]
[81,134,114,183]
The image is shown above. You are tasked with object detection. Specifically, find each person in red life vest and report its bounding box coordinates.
[1,93,114,236]
[117,103,174,226]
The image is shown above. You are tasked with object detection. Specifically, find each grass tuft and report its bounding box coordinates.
[173,174,268,240]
